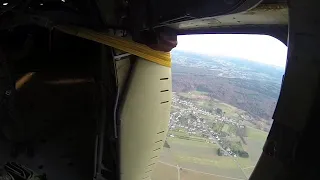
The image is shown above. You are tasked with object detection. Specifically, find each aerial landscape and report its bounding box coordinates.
[152,49,285,180]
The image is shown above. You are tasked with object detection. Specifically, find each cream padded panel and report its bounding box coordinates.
[120,58,172,180]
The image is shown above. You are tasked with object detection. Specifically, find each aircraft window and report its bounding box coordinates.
[152,34,287,180]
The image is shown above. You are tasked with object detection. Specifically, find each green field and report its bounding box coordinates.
[168,136,214,147]
[178,91,246,119]
[168,130,210,143]
[180,168,240,180]
[153,125,267,180]
[158,137,248,179]
[246,127,268,141]
[153,162,238,180]
[151,162,178,180]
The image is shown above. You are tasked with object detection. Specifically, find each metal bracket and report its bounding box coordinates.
[113,53,132,61]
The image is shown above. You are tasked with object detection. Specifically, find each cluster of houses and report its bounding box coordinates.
[169,94,242,135]
[168,94,249,157]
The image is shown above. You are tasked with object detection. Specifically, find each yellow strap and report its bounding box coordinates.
[56,25,171,67]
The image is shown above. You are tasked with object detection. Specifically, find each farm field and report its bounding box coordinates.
[152,126,267,180]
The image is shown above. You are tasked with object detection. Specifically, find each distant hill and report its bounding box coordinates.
[171,49,285,121]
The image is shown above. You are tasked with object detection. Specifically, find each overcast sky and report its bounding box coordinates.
[174,34,288,67]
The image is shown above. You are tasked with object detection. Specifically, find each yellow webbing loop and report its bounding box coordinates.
[56,26,172,67]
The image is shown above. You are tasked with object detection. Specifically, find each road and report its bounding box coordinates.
[209,134,248,180]
[158,161,246,180]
